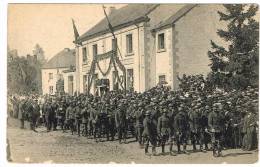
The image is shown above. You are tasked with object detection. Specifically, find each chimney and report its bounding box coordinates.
[108,6,116,15]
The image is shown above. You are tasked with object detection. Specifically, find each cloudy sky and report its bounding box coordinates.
[8,4,125,60]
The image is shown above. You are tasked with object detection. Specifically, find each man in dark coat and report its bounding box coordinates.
[30,99,40,132]
[174,105,189,154]
[45,99,55,132]
[115,103,127,144]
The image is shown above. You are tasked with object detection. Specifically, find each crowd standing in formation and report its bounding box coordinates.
[8,75,258,157]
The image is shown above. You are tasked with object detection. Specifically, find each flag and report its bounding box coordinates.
[102,5,116,39]
[72,19,82,45]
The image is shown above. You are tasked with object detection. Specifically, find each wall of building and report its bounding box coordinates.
[63,71,76,95]
[77,23,147,94]
[41,67,70,95]
[154,27,174,86]
[172,4,227,89]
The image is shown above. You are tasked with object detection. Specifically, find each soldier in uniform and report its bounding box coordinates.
[57,100,67,132]
[168,103,177,156]
[81,103,89,137]
[174,105,190,154]
[201,105,210,150]
[88,102,95,137]
[30,99,40,132]
[75,101,82,136]
[208,103,224,157]
[45,99,55,132]
[51,99,59,131]
[143,109,157,156]
[65,101,76,135]
[135,103,144,147]
[93,103,101,142]
[107,102,116,141]
[157,108,171,155]
[115,102,127,144]
[99,103,109,141]
[189,104,204,152]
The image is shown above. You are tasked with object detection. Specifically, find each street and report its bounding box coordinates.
[7,117,258,164]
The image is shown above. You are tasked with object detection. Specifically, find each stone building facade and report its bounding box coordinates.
[74,4,226,94]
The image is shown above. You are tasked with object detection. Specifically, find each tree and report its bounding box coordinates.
[208,4,259,90]
[7,50,42,94]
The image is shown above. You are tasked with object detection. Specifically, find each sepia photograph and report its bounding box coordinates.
[4,1,259,164]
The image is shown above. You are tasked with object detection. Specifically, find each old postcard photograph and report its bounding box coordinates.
[4,2,259,164]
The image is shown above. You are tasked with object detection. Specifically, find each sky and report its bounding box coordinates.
[8,4,125,60]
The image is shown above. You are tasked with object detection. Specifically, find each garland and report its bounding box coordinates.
[96,57,113,77]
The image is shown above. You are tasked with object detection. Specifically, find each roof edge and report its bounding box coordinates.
[152,4,198,31]
[77,16,150,43]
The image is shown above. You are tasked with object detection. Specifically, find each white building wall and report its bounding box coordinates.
[42,67,72,95]
[154,28,173,86]
[63,72,76,94]
[77,23,146,94]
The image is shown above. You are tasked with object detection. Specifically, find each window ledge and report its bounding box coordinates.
[157,49,166,53]
[125,52,134,57]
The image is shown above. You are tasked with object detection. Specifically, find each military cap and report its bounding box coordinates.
[145,110,151,115]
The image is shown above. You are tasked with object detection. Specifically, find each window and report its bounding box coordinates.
[158,33,165,50]
[126,34,133,54]
[112,38,117,51]
[82,47,87,63]
[49,86,53,94]
[49,73,53,80]
[93,44,97,56]
[158,75,166,84]
[127,69,134,90]
[68,76,74,82]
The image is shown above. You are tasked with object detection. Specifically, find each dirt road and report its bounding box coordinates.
[7,117,258,164]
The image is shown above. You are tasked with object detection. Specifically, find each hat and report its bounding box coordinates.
[145,110,151,116]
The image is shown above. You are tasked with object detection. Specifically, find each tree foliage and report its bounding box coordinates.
[208,4,259,90]
[7,47,43,95]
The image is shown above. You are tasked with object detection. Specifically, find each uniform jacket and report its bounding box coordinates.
[66,106,75,120]
[115,108,127,128]
[143,116,157,137]
[189,111,202,133]
[157,115,171,135]
[174,111,189,133]
[208,111,224,132]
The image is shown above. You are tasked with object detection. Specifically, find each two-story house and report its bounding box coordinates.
[74,4,226,94]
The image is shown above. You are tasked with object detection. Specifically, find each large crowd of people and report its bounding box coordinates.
[8,75,258,157]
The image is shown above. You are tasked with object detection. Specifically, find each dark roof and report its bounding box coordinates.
[42,48,75,69]
[78,4,159,42]
[152,4,197,30]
